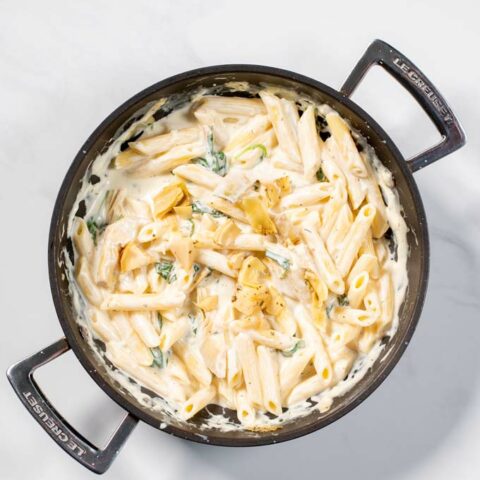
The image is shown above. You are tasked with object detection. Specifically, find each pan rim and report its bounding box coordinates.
[48,64,429,446]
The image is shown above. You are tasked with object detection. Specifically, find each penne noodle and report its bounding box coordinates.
[326,203,353,257]
[131,142,206,177]
[295,305,333,386]
[196,249,238,277]
[280,183,332,209]
[347,253,377,287]
[72,217,95,260]
[333,306,377,327]
[301,215,345,295]
[235,389,256,426]
[76,257,104,307]
[89,308,119,343]
[326,112,367,178]
[360,152,389,238]
[326,137,366,209]
[259,91,301,164]
[159,317,189,351]
[358,232,381,279]
[180,386,216,420]
[130,311,161,347]
[224,114,271,152]
[257,346,282,416]
[173,163,222,189]
[196,96,266,117]
[235,333,263,408]
[174,341,212,386]
[347,271,369,309]
[298,106,323,180]
[279,348,314,402]
[287,375,326,406]
[335,204,377,277]
[130,126,204,157]
[101,290,186,311]
[378,270,394,328]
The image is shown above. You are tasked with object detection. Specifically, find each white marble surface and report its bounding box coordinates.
[1,0,479,478]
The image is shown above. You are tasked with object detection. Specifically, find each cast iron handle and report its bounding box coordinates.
[6,338,138,474]
[341,39,466,172]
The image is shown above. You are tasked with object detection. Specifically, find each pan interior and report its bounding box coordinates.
[49,68,428,446]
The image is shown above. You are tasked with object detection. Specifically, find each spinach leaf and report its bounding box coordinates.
[188,313,198,335]
[193,263,201,277]
[281,339,305,357]
[86,219,105,245]
[155,260,175,283]
[192,157,210,169]
[315,167,327,182]
[266,250,291,271]
[191,201,226,218]
[206,130,227,176]
[337,294,349,306]
[151,347,168,368]
[326,301,336,319]
[194,129,228,176]
[236,144,267,162]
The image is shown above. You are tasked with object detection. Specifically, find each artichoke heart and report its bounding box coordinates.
[241,195,277,234]
[170,235,195,271]
[238,256,267,287]
[233,284,270,315]
[214,219,241,246]
[153,182,188,220]
[120,242,153,273]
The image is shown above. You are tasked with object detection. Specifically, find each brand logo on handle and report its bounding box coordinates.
[22,391,86,457]
[393,57,453,124]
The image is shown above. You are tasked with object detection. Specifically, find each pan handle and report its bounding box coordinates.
[341,39,466,172]
[6,338,138,474]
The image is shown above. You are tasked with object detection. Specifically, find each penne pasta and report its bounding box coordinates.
[235,333,263,408]
[301,215,345,294]
[101,290,186,311]
[335,204,377,277]
[326,112,367,178]
[180,386,216,420]
[257,346,282,416]
[298,106,323,180]
[71,87,408,426]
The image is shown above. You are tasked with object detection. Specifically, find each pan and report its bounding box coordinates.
[7,39,465,474]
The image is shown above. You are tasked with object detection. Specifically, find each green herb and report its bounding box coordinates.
[236,144,268,162]
[195,129,228,176]
[187,218,195,236]
[281,339,305,357]
[192,157,210,169]
[151,347,168,368]
[157,312,163,332]
[316,167,327,182]
[191,201,226,218]
[155,260,175,283]
[207,130,228,176]
[266,250,291,271]
[326,301,336,319]
[337,294,349,306]
[188,313,198,335]
[193,263,201,277]
[86,219,105,245]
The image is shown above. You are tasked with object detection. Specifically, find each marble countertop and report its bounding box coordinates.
[1,1,479,479]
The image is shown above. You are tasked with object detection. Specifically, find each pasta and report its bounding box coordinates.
[68,86,408,430]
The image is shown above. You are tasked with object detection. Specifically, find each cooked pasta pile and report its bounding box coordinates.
[71,90,403,427]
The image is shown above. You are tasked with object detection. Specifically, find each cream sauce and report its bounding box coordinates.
[64,82,409,432]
